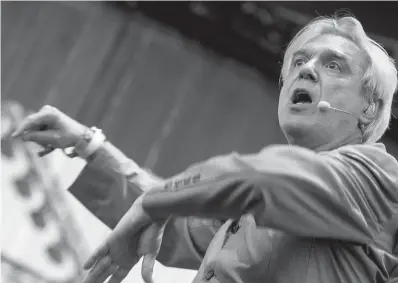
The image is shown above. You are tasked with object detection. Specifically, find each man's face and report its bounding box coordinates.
[278,34,369,144]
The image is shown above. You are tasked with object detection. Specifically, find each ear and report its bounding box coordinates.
[360,99,380,126]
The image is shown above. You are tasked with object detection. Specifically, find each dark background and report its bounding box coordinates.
[2,1,398,177]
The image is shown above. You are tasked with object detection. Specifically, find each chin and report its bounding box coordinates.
[280,116,311,131]
[279,118,316,142]
[281,124,307,138]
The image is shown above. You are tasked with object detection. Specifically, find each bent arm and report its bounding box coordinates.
[68,141,224,269]
[68,141,149,228]
[142,144,398,247]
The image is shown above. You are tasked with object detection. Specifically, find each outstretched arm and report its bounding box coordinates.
[141,144,398,248]
[11,105,225,270]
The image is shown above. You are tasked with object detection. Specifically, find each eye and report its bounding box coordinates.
[293,57,307,67]
[326,61,341,71]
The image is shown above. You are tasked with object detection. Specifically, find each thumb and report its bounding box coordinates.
[21,130,63,148]
[139,222,167,283]
[137,222,166,256]
[141,253,156,283]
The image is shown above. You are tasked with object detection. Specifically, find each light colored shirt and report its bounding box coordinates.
[69,142,398,283]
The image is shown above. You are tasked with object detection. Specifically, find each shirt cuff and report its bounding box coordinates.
[87,141,163,190]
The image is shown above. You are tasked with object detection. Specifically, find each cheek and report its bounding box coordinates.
[326,91,364,122]
[330,92,349,108]
[322,79,361,106]
[326,78,348,93]
[277,90,288,117]
[279,85,290,104]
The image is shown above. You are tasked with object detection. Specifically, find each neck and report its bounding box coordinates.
[286,131,363,152]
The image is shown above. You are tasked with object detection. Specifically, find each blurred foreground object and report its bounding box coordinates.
[1,101,89,283]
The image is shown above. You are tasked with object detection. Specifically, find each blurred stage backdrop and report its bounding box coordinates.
[2,2,398,283]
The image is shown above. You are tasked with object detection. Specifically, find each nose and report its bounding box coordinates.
[298,63,318,82]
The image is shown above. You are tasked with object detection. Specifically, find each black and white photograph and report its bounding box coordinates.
[2,2,398,283]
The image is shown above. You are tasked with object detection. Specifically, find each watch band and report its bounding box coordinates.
[81,127,106,158]
[68,127,106,159]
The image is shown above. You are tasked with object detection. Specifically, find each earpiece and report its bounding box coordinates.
[364,102,376,116]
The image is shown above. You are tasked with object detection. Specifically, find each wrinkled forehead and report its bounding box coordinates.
[284,33,370,75]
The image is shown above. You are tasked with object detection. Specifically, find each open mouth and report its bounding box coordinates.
[291,89,313,104]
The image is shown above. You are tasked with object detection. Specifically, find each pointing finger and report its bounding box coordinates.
[12,107,57,138]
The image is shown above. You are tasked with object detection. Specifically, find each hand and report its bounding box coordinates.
[12,105,87,149]
[82,195,168,283]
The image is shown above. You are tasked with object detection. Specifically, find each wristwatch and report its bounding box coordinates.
[63,127,106,159]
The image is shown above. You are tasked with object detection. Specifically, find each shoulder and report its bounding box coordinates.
[327,143,398,189]
[328,143,397,168]
[259,143,398,184]
[333,142,389,156]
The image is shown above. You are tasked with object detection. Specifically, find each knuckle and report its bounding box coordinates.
[42,105,58,116]
[41,105,53,114]
[42,105,53,110]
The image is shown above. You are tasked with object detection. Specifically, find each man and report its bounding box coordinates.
[13,15,398,283]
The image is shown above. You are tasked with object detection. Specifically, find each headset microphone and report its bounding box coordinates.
[317,101,364,135]
[317,101,331,111]
[317,101,361,120]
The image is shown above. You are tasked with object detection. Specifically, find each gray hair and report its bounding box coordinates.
[281,15,397,143]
